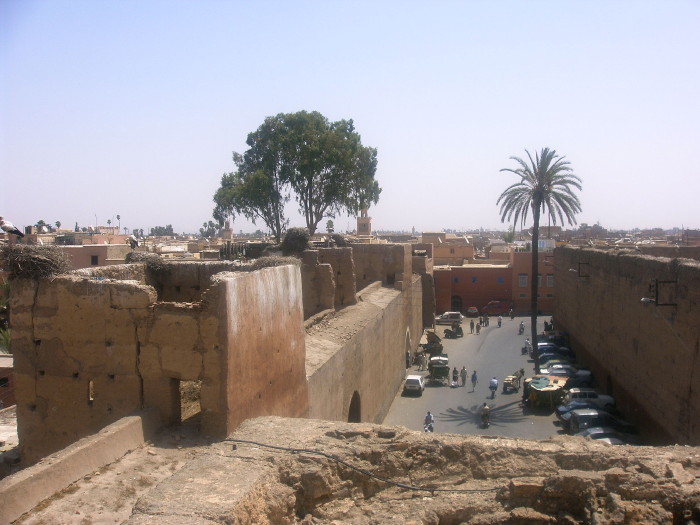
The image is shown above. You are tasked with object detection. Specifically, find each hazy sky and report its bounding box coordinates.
[2,1,698,235]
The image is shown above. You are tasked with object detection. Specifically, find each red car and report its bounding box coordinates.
[480,301,511,315]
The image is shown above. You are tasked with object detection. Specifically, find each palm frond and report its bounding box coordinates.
[498,147,582,229]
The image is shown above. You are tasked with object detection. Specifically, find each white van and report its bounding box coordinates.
[563,388,614,408]
[435,312,464,325]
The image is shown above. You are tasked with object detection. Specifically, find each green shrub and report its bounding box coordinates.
[281,227,310,255]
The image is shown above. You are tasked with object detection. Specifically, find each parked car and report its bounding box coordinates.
[403,375,425,395]
[541,364,592,382]
[569,408,636,435]
[563,388,615,408]
[536,342,576,359]
[562,375,595,389]
[480,300,511,315]
[578,426,641,445]
[465,306,480,317]
[575,427,625,440]
[537,332,570,347]
[537,354,574,367]
[435,312,464,325]
[557,401,623,422]
[556,400,603,421]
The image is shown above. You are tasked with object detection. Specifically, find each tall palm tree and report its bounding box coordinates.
[497,148,582,373]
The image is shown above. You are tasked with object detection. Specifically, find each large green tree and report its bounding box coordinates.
[213,111,380,239]
[281,111,380,234]
[213,143,290,242]
[497,148,582,373]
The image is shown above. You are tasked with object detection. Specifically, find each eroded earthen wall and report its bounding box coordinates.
[554,246,700,444]
[10,262,310,464]
[11,275,160,464]
[317,247,357,307]
[223,266,309,431]
[300,251,336,319]
[352,244,411,291]
[145,261,243,302]
[306,274,423,424]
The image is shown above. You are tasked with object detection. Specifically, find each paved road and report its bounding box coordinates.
[384,316,562,439]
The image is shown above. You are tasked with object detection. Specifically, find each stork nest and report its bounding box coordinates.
[125,252,169,273]
[0,244,72,280]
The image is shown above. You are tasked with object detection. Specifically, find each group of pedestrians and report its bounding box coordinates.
[469,314,496,335]
[446,366,479,389]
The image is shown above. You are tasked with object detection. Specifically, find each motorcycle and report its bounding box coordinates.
[424,422,434,433]
[518,322,525,335]
[481,412,490,428]
[497,318,502,328]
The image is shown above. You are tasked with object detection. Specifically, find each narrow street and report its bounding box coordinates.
[384,316,560,439]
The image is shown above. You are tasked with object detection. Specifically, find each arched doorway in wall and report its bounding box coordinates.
[451,295,463,312]
[348,391,361,422]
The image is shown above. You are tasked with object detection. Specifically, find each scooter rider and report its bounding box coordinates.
[424,411,435,432]
[481,402,491,426]
[489,377,498,398]
[518,320,525,334]
[497,315,502,327]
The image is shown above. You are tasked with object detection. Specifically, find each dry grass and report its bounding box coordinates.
[247,256,301,271]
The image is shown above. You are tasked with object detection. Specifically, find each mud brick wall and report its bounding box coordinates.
[300,251,336,319]
[222,265,309,432]
[554,246,700,444]
[10,275,162,464]
[10,263,309,464]
[351,244,412,291]
[145,261,243,302]
[306,274,424,424]
[412,253,435,328]
[317,247,357,307]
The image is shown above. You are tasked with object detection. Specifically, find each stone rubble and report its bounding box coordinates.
[15,416,700,524]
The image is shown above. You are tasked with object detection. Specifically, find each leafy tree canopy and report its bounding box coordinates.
[213,110,381,240]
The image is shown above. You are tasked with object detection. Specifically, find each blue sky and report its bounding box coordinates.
[2,1,698,235]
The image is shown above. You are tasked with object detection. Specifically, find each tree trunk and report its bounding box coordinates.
[530,205,541,374]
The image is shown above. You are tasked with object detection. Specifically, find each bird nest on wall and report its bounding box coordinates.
[0,244,72,280]
[125,251,169,273]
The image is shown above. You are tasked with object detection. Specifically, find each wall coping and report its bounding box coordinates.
[0,409,161,524]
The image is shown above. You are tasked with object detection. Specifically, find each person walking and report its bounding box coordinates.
[469,319,475,334]
[406,350,411,369]
[471,370,478,392]
[489,377,498,399]
[475,323,481,335]
[460,366,467,386]
[452,367,459,384]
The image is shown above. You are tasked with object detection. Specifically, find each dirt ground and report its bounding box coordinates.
[13,416,700,524]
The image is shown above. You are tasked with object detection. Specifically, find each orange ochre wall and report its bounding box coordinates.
[435,266,512,314]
